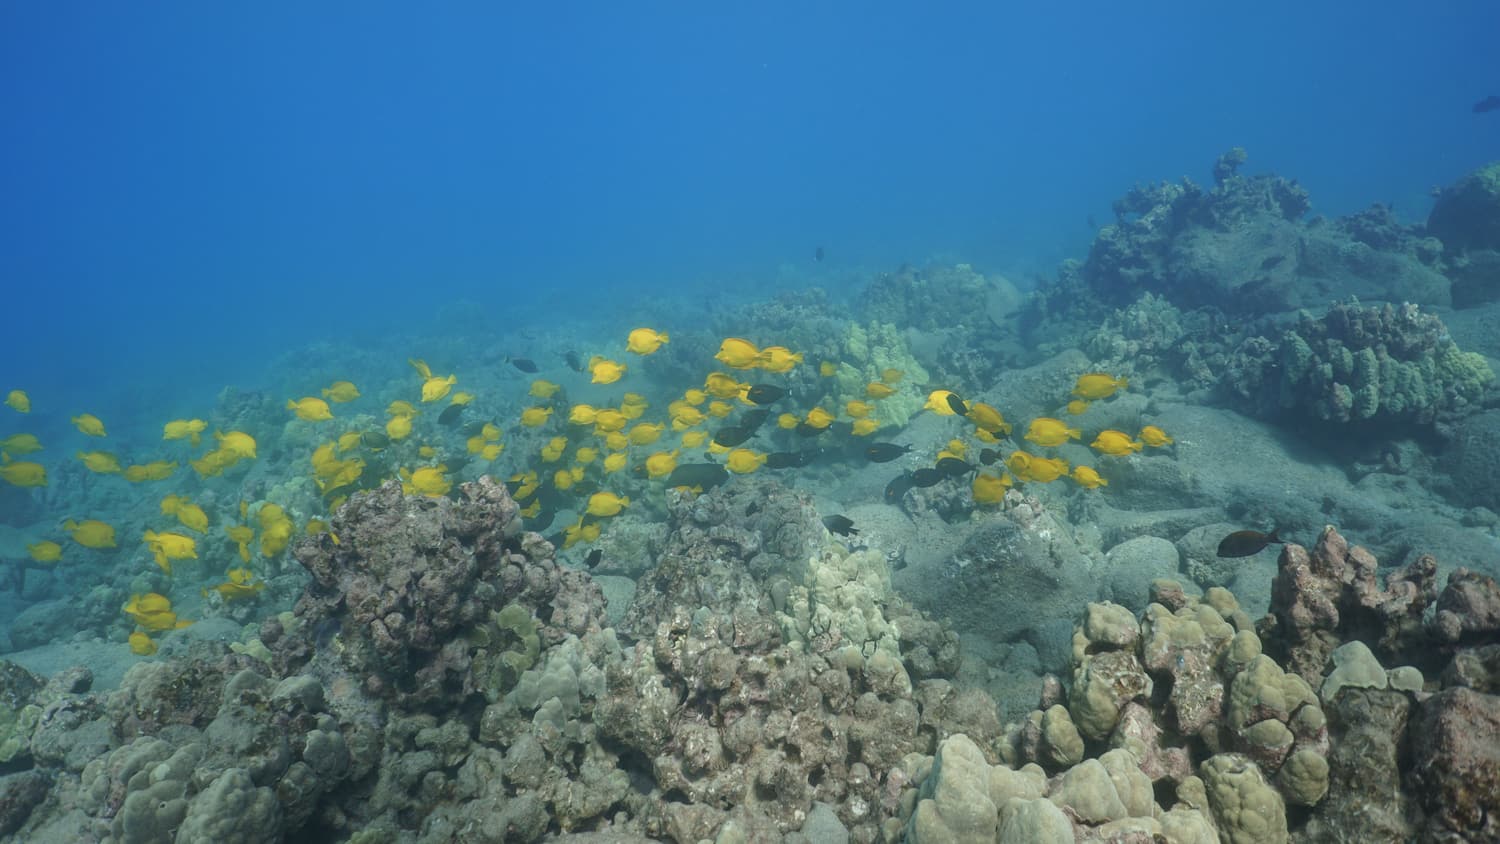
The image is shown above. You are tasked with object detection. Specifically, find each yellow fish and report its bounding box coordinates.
[644,450,679,479]
[715,338,762,369]
[593,409,628,433]
[602,452,627,474]
[669,404,706,428]
[569,404,599,425]
[575,446,599,464]
[680,430,708,448]
[387,400,419,418]
[703,372,746,399]
[1090,430,1142,456]
[481,423,503,441]
[604,431,629,451]
[203,571,265,601]
[386,415,413,440]
[777,413,798,430]
[450,392,475,406]
[72,413,107,437]
[481,443,504,461]
[972,472,1011,504]
[1023,418,1081,448]
[123,460,178,483]
[466,435,486,455]
[626,328,670,355]
[1065,400,1090,416]
[628,422,665,446]
[622,392,650,410]
[726,448,767,474]
[226,524,254,562]
[0,456,46,487]
[162,419,207,446]
[400,465,451,497]
[64,518,115,548]
[924,391,961,415]
[143,529,197,574]
[409,357,434,379]
[586,491,630,517]
[819,361,837,377]
[880,369,905,384]
[520,499,541,518]
[257,504,295,557]
[215,430,258,459]
[421,375,457,403]
[337,431,363,453]
[851,418,880,436]
[322,381,360,403]
[521,406,554,427]
[1139,425,1174,448]
[27,540,61,563]
[803,407,835,429]
[0,433,42,456]
[865,383,897,400]
[757,346,803,373]
[418,445,438,459]
[286,397,334,421]
[76,450,122,474]
[1072,373,1128,401]
[844,400,873,419]
[122,593,192,632]
[589,357,627,385]
[966,402,1011,435]
[1071,465,1108,489]
[682,389,708,406]
[530,380,561,398]
[160,495,209,532]
[706,401,733,419]
[128,631,157,656]
[4,390,29,413]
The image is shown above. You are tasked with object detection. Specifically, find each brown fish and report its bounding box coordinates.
[1216,528,1281,558]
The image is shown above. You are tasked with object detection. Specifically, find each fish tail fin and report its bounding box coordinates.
[1068,427,1082,439]
[1118,376,1130,389]
[660,331,670,343]
[285,400,297,410]
[1267,528,1281,544]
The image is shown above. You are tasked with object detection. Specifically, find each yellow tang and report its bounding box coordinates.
[923,391,960,416]
[1072,373,1128,401]
[215,430,258,458]
[286,397,333,422]
[851,418,880,436]
[4,390,29,413]
[880,368,905,384]
[568,404,599,425]
[586,491,630,517]
[844,400,872,419]
[1139,425,1174,448]
[322,381,360,403]
[643,450,678,479]
[128,631,157,656]
[386,415,413,440]
[1071,465,1108,489]
[819,361,837,377]
[27,540,62,563]
[680,430,708,448]
[0,458,47,487]
[0,433,42,456]
[400,465,451,497]
[703,372,745,399]
[481,443,504,461]
[64,518,115,548]
[520,407,553,427]
[593,409,627,432]
[124,461,178,483]
[707,401,733,419]
[715,338,761,369]
[588,357,627,384]
[337,431,363,453]
[966,402,1010,434]
[143,529,198,575]
[865,383,896,400]
[803,407,834,429]
[481,423,502,441]
[972,472,1011,504]
[421,374,458,403]
[725,448,766,474]
[76,451,122,474]
[530,379,561,398]
[628,423,665,446]
[72,413,107,437]
[162,418,207,446]
[1090,430,1142,456]
[1065,400,1090,416]
[626,328,669,355]
[602,452,628,473]
[776,413,798,430]
[387,399,419,418]
[1023,418,1081,448]
[756,346,803,373]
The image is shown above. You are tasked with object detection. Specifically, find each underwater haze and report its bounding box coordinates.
[7,4,1500,842]
[2,2,1497,402]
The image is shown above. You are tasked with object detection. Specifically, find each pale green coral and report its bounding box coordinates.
[831,321,930,430]
[468,603,542,701]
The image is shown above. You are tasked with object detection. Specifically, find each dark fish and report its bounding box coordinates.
[1473,95,1500,113]
[979,448,1001,466]
[359,431,390,450]
[1259,254,1286,271]
[740,409,771,430]
[766,450,819,469]
[910,467,945,488]
[666,463,730,490]
[884,473,915,505]
[814,246,825,262]
[583,549,603,569]
[530,509,556,532]
[564,351,588,373]
[1216,528,1282,558]
[865,442,913,463]
[945,393,969,416]
[746,385,786,405]
[438,403,465,426]
[713,426,754,447]
[507,357,539,374]
[461,420,489,436]
[822,515,858,536]
[545,531,566,549]
[795,422,828,437]
[935,457,973,477]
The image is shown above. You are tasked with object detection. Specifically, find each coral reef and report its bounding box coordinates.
[1427,162,1500,307]
[1226,299,1494,426]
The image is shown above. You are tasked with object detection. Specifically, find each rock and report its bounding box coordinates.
[997,797,1074,844]
[1102,537,1181,612]
[0,769,50,836]
[908,734,998,842]
[1427,161,1500,254]
[1304,688,1415,841]
[1319,640,1388,703]
[1201,753,1288,844]
[1409,687,1500,841]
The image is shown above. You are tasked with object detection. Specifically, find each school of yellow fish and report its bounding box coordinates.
[2,328,1177,656]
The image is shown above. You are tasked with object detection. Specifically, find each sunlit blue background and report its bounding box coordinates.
[3,2,1496,408]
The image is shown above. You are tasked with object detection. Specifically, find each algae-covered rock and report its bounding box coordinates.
[1319,640,1388,703]
[908,734,998,842]
[0,660,42,764]
[175,767,281,844]
[1201,752,1288,844]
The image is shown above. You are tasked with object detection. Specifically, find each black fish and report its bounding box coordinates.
[507,357,539,374]
[884,473,915,505]
[713,426,754,447]
[1473,95,1500,113]
[583,549,602,569]
[814,246,825,262]
[794,422,828,437]
[360,431,390,450]
[1259,254,1286,271]
[766,450,819,469]
[822,515,857,536]
[462,420,489,436]
[978,448,1001,466]
[1216,528,1282,558]
[666,463,730,490]
[910,467,945,488]
[935,457,973,477]
[530,509,556,531]
[865,442,913,463]
[945,393,969,416]
[746,385,786,405]
[740,409,771,430]
[564,351,588,373]
[438,403,465,426]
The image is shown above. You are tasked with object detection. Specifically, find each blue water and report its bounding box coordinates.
[1,2,1497,406]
